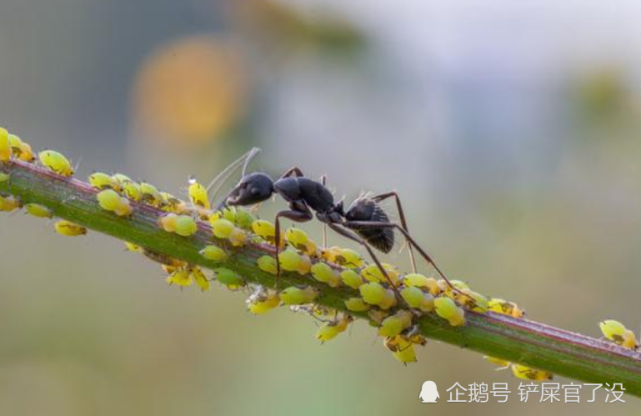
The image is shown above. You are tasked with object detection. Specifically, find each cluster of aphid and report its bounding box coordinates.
[0,127,556,377]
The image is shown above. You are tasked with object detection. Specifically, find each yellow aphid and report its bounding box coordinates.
[228,227,247,247]
[488,298,526,318]
[97,189,123,211]
[484,356,511,368]
[247,287,280,314]
[0,173,9,182]
[215,267,245,289]
[340,270,363,289]
[456,289,489,313]
[0,195,21,212]
[190,266,210,291]
[188,178,210,209]
[278,249,303,273]
[332,248,363,268]
[434,297,466,326]
[511,364,553,381]
[139,182,163,206]
[279,286,318,305]
[359,282,387,305]
[113,199,133,217]
[174,215,198,237]
[210,218,235,239]
[24,203,53,219]
[200,245,228,262]
[401,286,434,312]
[296,254,312,275]
[38,150,74,176]
[360,263,400,286]
[0,128,10,162]
[122,181,142,201]
[599,320,637,348]
[403,273,441,295]
[311,262,341,287]
[160,192,187,213]
[344,297,370,312]
[384,336,417,364]
[111,173,132,187]
[89,172,119,191]
[251,220,283,246]
[166,269,192,287]
[316,314,353,343]
[9,135,35,162]
[257,255,278,275]
[286,227,317,255]
[621,330,638,349]
[124,241,143,253]
[158,213,178,232]
[234,208,256,230]
[368,308,390,325]
[439,279,469,296]
[54,220,87,236]
[378,289,398,310]
[378,310,413,337]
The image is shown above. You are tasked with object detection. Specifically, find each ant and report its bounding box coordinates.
[208,148,459,302]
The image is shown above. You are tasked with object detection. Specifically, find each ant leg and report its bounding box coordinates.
[280,166,305,179]
[370,191,416,273]
[343,220,466,297]
[326,222,409,309]
[273,203,313,287]
[320,174,328,248]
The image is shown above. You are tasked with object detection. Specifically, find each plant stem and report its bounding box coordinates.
[2,159,641,396]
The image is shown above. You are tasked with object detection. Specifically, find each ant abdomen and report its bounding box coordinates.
[344,197,395,253]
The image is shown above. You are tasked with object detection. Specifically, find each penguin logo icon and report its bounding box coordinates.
[419,381,439,403]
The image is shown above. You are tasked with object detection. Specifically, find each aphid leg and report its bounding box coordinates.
[273,203,313,288]
[371,191,417,273]
[342,220,470,300]
[325,222,409,309]
[320,174,328,248]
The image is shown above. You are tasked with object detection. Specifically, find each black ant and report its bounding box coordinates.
[209,148,459,302]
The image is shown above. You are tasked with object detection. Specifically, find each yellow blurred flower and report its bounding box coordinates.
[131,35,247,147]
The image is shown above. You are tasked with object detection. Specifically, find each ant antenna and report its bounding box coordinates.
[207,147,261,208]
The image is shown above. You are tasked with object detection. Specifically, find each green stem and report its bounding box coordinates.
[2,160,641,396]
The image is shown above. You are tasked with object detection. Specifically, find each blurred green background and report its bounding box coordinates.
[1,0,641,415]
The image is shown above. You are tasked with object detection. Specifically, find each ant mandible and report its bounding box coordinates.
[209,148,459,301]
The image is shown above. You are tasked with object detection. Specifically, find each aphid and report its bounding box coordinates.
[89,172,119,191]
[434,297,466,326]
[359,282,387,305]
[210,218,235,239]
[279,286,318,305]
[332,248,363,268]
[316,314,353,343]
[174,215,198,237]
[344,297,370,312]
[311,262,341,287]
[190,266,210,291]
[121,181,142,201]
[360,263,400,286]
[278,249,305,273]
[215,267,245,289]
[488,298,526,318]
[234,208,257,230]
[484,356,511,368]
[54,220,87,236]
[0,195,21,212]
[111,173,133,187]
[510,364,553,381]
[377,289,398,310]
[402,273,441,295]
[158,213,178,232]
[96,189,132,217]
[0,128,10,162]
[439,279,469,297]
[340,269,363,289]
[251,219,283,246]
[227,227,247,247]
[296,254,312,275]
[188,177,210,210]
[257,255,278,275]
[0,173,9,182]
[166,269,192,287]
[24,203,53,219]
[455,289,489,313]
[384,335,417,364]
[400,286,434,312]
[9,135,35,162]
[368,308,390,325]
[246,286,280,314]
[599,320,638,349]
[285,227,317,256]
[123,241,143,253]
[200,245,228,262]
[138,182,163,206]
[378,310,413,337]
[38,150,74,177]
[160,192,187,213]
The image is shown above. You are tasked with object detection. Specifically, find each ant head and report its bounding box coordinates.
[225,172,274,206]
